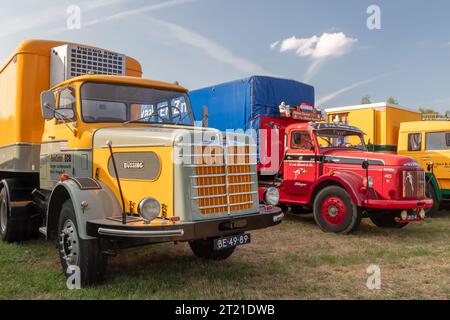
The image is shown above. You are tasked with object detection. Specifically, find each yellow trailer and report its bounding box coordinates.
[325,103,421,153]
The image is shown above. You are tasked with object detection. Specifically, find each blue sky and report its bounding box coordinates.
[1,0,449,112]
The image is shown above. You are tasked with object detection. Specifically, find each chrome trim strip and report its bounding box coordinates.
[198,201,255,210]
[0,142,41,150]
[192,193,228,200]
[97,228,185,238]
[184,163,257,168]
[193,183,227,189]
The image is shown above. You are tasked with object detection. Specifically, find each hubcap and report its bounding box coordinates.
[59,219,80,266]
[321,197,348,225]
[0,198,7,233]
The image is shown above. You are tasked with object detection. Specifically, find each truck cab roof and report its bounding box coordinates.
[53,74,189,93]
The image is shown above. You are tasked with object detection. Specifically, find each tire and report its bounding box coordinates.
[369,211,408,229]
[57,199,107,286]
[0,186,22,243]
[425,183,440,216]
[290,205,312,215]
[190,238,236,261]
[313,186,362,234]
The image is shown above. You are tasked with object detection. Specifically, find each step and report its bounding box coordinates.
[39,227,47,236]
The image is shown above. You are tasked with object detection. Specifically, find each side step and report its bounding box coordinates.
[39,227,47,237]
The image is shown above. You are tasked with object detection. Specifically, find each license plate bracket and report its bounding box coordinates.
[214,233,251,251]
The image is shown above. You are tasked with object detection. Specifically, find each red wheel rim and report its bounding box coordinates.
[321,196,348,225]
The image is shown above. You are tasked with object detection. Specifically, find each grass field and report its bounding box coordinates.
[1,209,450,300]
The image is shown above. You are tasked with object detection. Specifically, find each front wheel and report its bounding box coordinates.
[369,211,408,229]
[313,186,362,234]
[189,238,236,261]
[58,200,107,286]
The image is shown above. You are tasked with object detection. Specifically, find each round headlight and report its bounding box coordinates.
[264,187,280,206]
[138,198,161,222]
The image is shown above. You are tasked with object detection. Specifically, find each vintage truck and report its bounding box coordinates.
[190,77,433,234]
[0,41,283,286]
[325,103,449,214]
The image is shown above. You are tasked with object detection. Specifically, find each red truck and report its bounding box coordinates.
[190,76,433,234]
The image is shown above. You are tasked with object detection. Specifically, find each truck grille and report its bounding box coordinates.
[188,145,258,215]
[402,170,425,198]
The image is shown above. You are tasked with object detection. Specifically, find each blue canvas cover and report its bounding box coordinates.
[189,76,315,131]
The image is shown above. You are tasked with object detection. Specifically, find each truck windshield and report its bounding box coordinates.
[316,129,367,151]
[80,82,194,125]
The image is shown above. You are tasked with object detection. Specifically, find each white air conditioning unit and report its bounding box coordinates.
[50,44,126,87]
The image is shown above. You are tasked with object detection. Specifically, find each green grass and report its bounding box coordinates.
[1,209,450,300]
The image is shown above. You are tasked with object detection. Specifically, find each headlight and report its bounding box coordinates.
[264,187,280,206]
[138,198,161,222]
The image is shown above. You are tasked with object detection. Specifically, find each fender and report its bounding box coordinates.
[425,172,443,203]
[309,171,366,207]
[46,179,122,240]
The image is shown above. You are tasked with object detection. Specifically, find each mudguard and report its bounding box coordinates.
[46,179,122,240]
[426,172,443,203]
[310,172,366,207]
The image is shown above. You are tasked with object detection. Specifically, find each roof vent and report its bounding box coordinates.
[50,44,126,87]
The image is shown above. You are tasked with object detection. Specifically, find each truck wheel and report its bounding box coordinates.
[57,199,107,286]
[313,186,362,234]
[425,183,440,216]
[0,186,22,243]
[189,239,236,261]
[369,211,408,229]
[290,205,312,215]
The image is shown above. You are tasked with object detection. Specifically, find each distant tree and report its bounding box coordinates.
[419,107,440,115]
[361,95,372,104]
[387,96,399,105]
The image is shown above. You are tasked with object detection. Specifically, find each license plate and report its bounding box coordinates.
[214,234,251,251]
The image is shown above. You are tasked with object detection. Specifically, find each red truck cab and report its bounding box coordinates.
[260,122,433,234]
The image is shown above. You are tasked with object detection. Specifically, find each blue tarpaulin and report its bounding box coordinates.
[189,76,315,131]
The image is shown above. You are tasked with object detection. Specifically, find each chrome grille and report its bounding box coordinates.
[402,170,425,198]
[188,144,258,215]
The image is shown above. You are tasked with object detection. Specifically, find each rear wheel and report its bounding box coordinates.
[57,200,107,286]
[190,238,236,261]
[369,211,408,229]
[0,185,23,243]
[313,186,362,234]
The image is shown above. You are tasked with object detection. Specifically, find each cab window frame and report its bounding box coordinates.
[291,131,314,151]
[407,132,422,152]
[55,86,77,124]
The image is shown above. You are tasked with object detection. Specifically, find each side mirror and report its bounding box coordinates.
[55,109,75,121]
[41,91,56,120]
[362,159,370,170]
[202,105,209,128]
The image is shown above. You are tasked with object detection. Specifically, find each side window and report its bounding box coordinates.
[291,131,313,150]
[57,87,76,122]
[408,133,422,151]
[426,132,450,151]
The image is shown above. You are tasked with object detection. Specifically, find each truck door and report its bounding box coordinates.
[424,131,450,191]
[283,131,317,195]
[40,87,76,190]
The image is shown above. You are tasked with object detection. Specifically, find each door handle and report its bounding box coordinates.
[48,135,56,140]
[422,157,431,161]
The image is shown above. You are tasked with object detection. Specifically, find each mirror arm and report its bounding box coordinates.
[45,104,76,134]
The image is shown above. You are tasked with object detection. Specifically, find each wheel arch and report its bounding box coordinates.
[46,179,122,241]
[310,173,365,207]
[425,172,443,203]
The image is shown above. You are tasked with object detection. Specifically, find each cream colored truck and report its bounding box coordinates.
[0,40,283,285]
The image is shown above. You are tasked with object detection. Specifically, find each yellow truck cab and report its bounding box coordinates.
[398,121,450,213]
[0,40,283,286]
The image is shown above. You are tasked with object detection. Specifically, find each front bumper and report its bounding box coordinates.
[365,198,433,210]
[86,205,283,243]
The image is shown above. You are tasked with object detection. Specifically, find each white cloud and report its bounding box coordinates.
[316,73,392,106]
[279,32,357,59]
[274,32,357,81]
[146,16,272,75]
